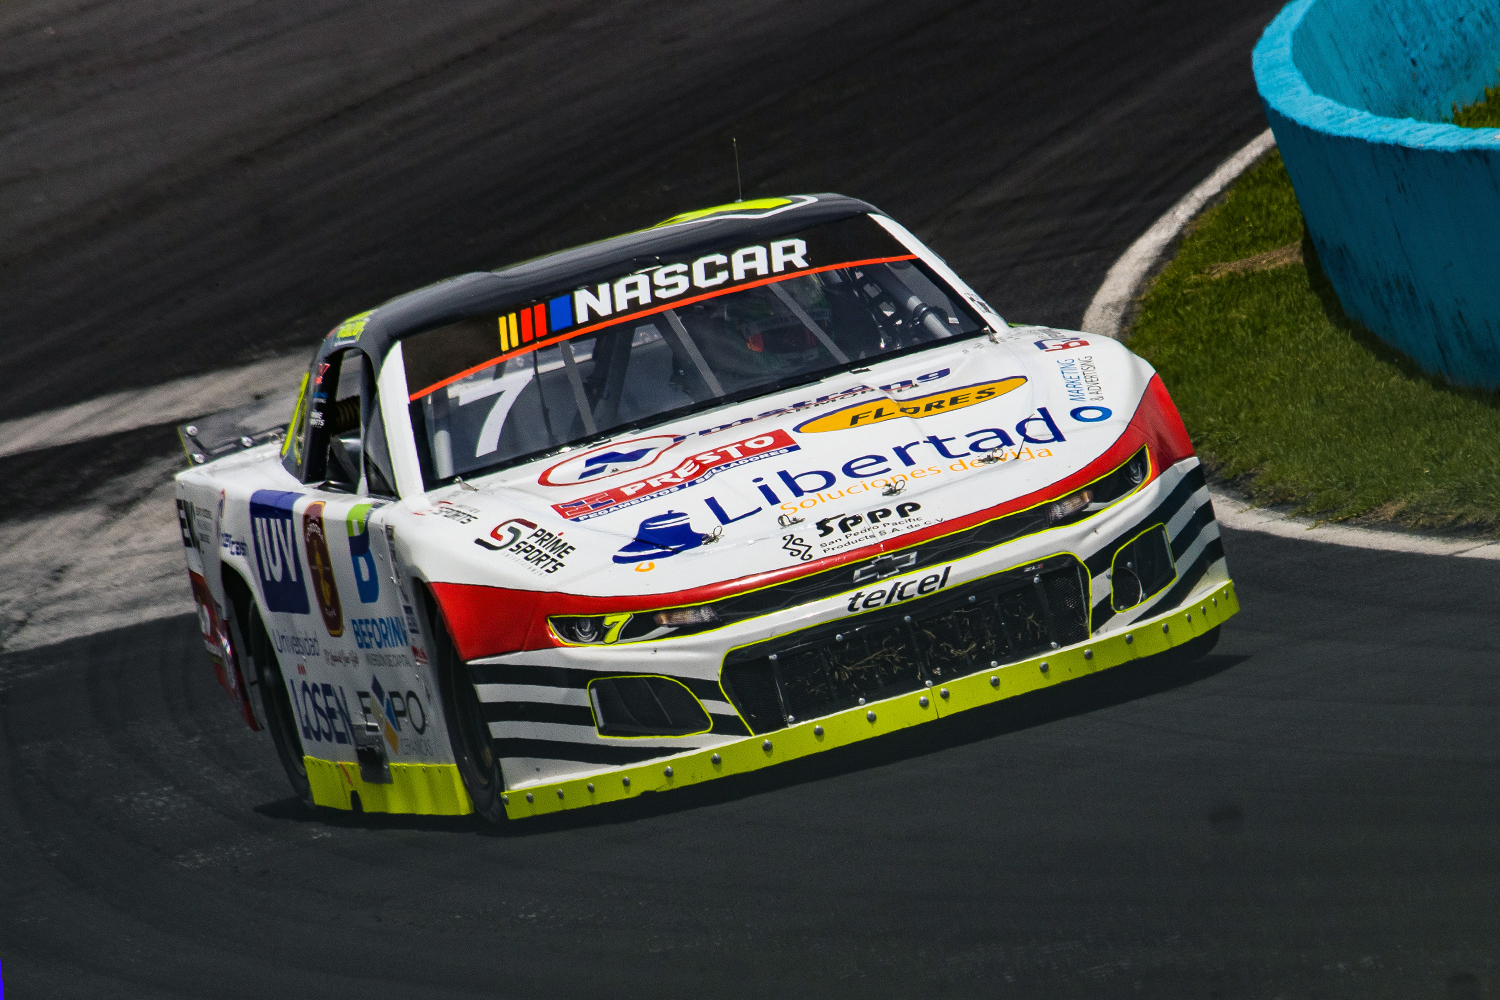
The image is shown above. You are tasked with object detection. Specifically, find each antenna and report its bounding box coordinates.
[733,137,743,202]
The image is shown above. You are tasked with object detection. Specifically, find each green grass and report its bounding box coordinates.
[1452,81,1500,127]
[1127,150,1500,532]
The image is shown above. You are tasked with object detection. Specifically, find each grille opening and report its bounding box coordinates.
[722,556,1090,734]
[1110,525,1176,612]
[588,676,711,737]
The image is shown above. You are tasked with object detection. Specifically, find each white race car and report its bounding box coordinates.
[175,194,1237,822]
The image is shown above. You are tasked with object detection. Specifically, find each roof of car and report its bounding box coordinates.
[348,193,882,364]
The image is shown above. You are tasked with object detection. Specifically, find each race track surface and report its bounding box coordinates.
[5,2,1496,997]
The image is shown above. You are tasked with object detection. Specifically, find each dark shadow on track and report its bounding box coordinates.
[245,634,1242,837]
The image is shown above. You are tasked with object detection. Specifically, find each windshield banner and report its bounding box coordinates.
[402,214,914,400]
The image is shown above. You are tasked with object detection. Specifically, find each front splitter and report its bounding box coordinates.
[502,579,1239,820]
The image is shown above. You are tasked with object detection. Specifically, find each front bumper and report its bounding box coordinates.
[501,576,1237,820]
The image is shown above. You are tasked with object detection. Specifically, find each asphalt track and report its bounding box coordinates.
[3,2,1497,997]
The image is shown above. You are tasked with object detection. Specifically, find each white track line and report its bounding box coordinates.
[0,354,308,460]
[1080,129,1276,339]
[1210,488,1500,559]
[1082,128,1500,559]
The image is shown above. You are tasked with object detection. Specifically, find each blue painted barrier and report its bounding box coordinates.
[1254,0,1500,389]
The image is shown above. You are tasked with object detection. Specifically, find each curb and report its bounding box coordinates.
[1080,129,1276,340]
[1083,131,1500,560]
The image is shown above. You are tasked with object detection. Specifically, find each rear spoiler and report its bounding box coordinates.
[178,388,299,466]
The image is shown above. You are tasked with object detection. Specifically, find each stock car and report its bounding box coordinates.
[174,194,1237,823]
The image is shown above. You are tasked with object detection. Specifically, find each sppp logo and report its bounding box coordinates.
[250,490,309,614]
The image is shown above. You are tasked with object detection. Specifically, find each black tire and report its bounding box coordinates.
[245,603,315,808]
[430,605,507,824]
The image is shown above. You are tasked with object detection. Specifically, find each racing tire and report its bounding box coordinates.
[246,603,315,809]
[430,607,508,825]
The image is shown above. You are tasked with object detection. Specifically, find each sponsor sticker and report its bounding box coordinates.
[844,565,952,613]
[613,510,713,563]
[250,490,309,614]
[352,616,411,651]
[1057,354,1106,404]
[302,501,344,637]
[1035,337,1089,352]
[793,378,1026,433]
[554,429,799,521]
[539,434,684,486]
[431,501,480,525]
[475,518,576,575]
[347,503,380,603]
[330,310,373,341]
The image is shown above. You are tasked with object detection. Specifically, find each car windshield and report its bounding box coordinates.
[402,215,986,487]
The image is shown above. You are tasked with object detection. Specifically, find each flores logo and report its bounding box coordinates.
[250,490,308,614]
[538,434,684,487]
[794,378,1027,433]
[475,518,576,575]
[303,501,343,637]
[347,503,380,603]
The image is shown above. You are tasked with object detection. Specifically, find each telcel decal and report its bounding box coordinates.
[250,490,309,614]
[793,378,1026,433]
[555,429,798,521]
[538,434,684,486]
[303,501,344,637]
[845,566,952,612]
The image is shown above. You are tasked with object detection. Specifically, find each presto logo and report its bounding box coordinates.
[250,490,309,614]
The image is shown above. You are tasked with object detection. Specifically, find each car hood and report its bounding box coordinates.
[400,328,1158,597]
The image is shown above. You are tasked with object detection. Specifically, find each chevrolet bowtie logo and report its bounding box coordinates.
[851,551,918,584]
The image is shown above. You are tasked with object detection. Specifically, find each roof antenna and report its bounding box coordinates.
[733,137,743,202]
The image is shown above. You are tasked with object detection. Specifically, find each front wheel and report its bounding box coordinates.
[247,603,315,809]
[430,600,507,824]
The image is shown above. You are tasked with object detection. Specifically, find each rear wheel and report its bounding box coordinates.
[431,605,507,824]
[247,604,314,808]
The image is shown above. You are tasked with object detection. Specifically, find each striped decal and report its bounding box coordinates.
[1087,463,1225,633]
[467,660,749,779]
[498,305,546,353]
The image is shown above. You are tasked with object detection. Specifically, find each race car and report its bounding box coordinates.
[174,193,1236,823]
